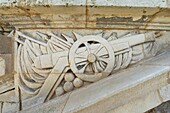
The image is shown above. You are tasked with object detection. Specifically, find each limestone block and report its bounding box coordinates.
[0,57,5,77]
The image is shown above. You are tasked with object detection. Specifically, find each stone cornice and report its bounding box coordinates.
[0,1,170,31]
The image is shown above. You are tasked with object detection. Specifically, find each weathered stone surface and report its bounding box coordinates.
[2,102,18,113]
[0,57,5,77]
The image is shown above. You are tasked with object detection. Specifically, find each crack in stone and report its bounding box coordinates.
[0,88,15,95]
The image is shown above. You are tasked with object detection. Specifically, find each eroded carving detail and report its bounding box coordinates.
[14,30,161,109]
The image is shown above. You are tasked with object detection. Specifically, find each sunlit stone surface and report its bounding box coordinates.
[0,0,170,113]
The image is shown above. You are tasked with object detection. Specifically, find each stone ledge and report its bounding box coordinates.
[0,1,170,30]
[0,0,169,8]
[19,49,170,113]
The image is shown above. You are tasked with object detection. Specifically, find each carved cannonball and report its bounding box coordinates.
[64,73,75,82]
[55,86,64,96]
[73,78,83,88]
[63,82,74,92]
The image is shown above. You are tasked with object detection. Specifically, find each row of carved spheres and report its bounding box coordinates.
[55,72,85,96]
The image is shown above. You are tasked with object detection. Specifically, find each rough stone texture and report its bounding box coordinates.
[0,58,5,77]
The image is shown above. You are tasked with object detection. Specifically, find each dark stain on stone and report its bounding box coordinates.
[143,10,146,13]
[96,15,148,26]
[44,5,50,8]
[26,8,30,11]
[65,3,69,7]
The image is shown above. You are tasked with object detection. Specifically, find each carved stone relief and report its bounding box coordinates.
[13,30,162,109]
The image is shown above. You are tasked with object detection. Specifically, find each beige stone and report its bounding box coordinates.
[0,57,5,77]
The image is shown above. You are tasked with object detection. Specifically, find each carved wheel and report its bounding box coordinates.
[69,35,115,82]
